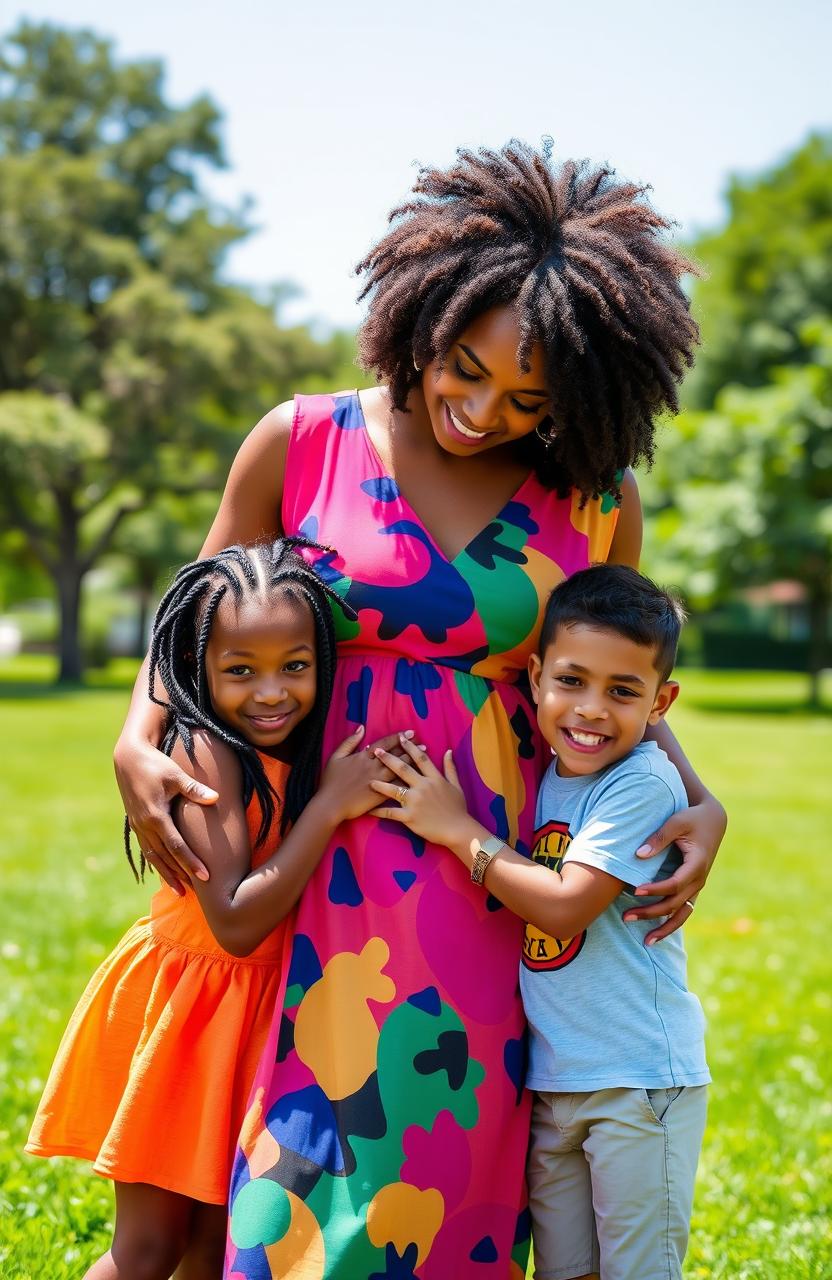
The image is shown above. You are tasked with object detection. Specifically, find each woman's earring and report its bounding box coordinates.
[413,356,421,373]
[535,421,558,447]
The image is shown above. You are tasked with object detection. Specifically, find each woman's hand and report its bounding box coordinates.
[370,737,469,846]
[623,793,727,944]
[114,737,216,894]
[319,727,419,823]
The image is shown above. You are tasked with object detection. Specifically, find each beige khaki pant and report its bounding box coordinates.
[528,1085,708,1280]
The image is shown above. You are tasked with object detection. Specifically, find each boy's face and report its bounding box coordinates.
[528,623,679,777]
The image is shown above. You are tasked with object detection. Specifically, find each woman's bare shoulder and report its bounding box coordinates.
[200,402,295,553]
[355,384,391,418]
[241,399,295,462]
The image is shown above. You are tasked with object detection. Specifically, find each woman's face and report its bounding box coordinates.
[420,304,552,458]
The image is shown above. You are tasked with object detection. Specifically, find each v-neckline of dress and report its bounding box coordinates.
[352,390,536,566]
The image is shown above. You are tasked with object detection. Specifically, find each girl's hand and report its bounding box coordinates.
[623,794,727,944]
[371,737,469,846]
[114,737,216,895]
[320,727,418,823]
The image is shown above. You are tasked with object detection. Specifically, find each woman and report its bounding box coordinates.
[116,142,725,1279]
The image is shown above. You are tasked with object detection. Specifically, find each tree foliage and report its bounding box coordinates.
[684,133,832,410]
[644,134,832,701]
[0,22,357,679]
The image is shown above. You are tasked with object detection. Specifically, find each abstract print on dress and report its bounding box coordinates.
[225,393,620,1279]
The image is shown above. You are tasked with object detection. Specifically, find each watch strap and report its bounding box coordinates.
[471,835,505,885]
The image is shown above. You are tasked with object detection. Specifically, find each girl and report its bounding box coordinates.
[27,537,406,1280]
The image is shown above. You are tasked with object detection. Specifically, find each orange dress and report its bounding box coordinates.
[26,754,290,1205]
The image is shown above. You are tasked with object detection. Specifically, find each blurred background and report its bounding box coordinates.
[0,3,829,1278]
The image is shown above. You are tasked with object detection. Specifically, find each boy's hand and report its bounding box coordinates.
[371,736,469,846]
[320,727,417,823]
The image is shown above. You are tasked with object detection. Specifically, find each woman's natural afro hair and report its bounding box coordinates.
[356,139,700,499]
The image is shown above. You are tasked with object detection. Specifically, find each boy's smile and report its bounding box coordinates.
[529,623,678,777]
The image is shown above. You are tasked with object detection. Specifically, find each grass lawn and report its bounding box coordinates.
[0,659,830,1278]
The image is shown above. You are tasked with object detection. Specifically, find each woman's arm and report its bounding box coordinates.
[174,727,409,957]
[608,471,727,942]
[606,469,643,570]
[113,403,295,891]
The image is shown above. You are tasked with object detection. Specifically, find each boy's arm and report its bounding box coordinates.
[372,738,678,939]
[443,816,624,938]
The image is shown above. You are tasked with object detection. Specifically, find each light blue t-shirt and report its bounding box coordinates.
[520,740,710,1091]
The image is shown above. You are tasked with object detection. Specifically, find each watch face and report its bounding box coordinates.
[480,836,504,856]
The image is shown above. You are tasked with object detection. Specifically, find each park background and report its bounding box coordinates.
[0,3,830,1277]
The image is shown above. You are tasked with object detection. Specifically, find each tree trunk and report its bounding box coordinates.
[52,484,85,683]
[806,582,829,710]
[55,563,84,683]
[134,580,154,658]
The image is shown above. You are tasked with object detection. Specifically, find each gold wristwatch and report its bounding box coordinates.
[471,835,506,886]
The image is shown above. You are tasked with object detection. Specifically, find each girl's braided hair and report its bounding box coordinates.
[125,537,350,881]
[356,139,700,500]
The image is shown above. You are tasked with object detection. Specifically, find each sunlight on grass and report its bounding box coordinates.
[1,665,830,1278]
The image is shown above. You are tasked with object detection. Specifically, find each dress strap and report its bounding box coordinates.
[282,393,363,538]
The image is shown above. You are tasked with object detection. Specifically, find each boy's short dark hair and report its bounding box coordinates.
[539,565,685,683]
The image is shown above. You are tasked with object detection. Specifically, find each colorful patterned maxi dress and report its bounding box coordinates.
[226,393,619,1280]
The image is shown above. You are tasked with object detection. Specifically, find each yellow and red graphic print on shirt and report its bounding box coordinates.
[522,819,587,971]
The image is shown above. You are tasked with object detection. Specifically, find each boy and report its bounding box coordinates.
[372,564,710,1280]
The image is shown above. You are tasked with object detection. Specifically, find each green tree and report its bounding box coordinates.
[0,23,354,680]
[684,132,832,410]
[646,320,832,705]
[642,134,832,703]
[109,495,219,657]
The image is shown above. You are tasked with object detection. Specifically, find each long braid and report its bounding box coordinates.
[125,537,352,881]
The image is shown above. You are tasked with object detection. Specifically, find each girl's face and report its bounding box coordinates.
[205,589,317,754]
[420,304,552,458]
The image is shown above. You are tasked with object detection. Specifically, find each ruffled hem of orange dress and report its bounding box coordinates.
[26,916,284,1204]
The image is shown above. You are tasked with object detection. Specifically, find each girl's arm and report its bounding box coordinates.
[172,726,408,957]
[607,474,727,942]
[114,403,294,892]
[371,741,624,938]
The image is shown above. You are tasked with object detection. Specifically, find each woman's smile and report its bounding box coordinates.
[443,402,492,445]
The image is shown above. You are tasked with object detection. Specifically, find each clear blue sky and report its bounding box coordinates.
[8,0,831,328]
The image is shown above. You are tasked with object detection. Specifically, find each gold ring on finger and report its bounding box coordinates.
[396,785,408,804]
[684,898,695,911]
